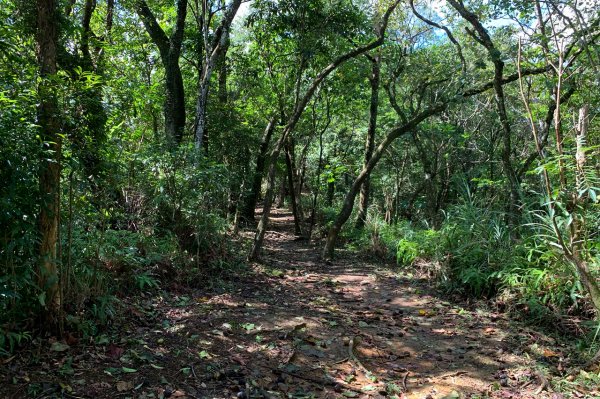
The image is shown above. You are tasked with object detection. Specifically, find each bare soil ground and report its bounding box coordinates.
[0,208,594,399]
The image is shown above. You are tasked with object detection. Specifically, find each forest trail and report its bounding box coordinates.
[1,208,573,399]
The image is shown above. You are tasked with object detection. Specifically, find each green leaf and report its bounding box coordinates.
[104,367,121,377]
[121,367,137,373]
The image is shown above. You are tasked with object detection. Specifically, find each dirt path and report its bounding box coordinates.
[1,208,578,398]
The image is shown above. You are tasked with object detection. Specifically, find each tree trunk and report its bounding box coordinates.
[241,117,277,223]
[447,0,521,225]
[571,105,600,312]
[308,124,326,239]
[355,54,380,229]
[194,0,242,151]
[323,134,395,260]
[194,83,210,151]
[136,0,187,146]
[165,59,186,145]
[36,0,62,331]
[285,140,302,235]
[74,0,109,184]
[326,176,335,206]
[276,172,286,207]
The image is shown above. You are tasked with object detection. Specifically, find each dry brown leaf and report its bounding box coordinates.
[116,381,134,392]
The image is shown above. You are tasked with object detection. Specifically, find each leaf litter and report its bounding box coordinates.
[0,208,597,399]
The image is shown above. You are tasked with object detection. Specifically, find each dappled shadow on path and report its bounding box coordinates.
[144,208,558,399]
[0,208,569,399]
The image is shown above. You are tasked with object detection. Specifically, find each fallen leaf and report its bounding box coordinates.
[232,354,247,365]
[418,309,435,317]
[116,381,134,392]
[50,342,70,352]
[65,333,78,346]
[107,344,125,358]
[543,349,559,358]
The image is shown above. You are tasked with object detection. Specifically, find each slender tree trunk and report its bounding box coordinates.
[355,54,380,229]
[295,140,310,220]
[194,0,242,150]
[36,0,62,331]
[285,140,302,235]
[194,83,210,151]
[323,134,395,260]
[495,60,521,226]
[249,133,288,260]
[276,172,286,207]
[571,105,600,312]
[447,0,521,225]
[326,155,335,207]
[217,45,228,104]
[75,0,109,183]
[309,125,325,239]
[241,117,277,223]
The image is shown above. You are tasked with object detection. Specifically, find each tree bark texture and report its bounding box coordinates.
[36,0,62,330]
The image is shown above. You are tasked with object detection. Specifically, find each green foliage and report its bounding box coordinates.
[397,239,418,266]
[0,0,598,355]
[0,329,31,355]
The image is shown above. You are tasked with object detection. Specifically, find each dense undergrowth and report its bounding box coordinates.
[0,144,248,354]
[334,183,600,348]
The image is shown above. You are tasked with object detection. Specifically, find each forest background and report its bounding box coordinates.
[1,0,599,376]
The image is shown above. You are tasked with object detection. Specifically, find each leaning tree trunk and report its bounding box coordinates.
[355,54,380,229]
[323,103,448,260]
[36,0,62,331]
